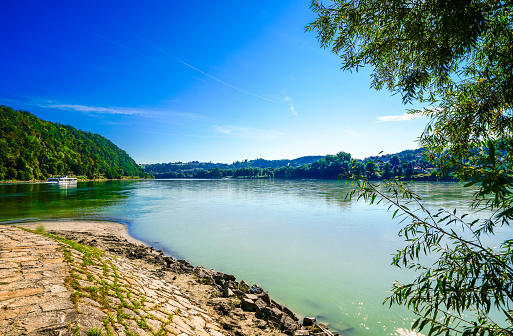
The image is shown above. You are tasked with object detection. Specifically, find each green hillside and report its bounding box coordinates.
[0,106,149,181]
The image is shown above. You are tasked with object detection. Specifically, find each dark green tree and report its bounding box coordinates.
[308,0,513,334]
[390,155,400,167]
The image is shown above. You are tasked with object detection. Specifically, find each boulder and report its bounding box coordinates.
[283,306,299,321]
[250,284,264,294]
[281,315,299,334]
[244,293,259,301]
[223,273,236,281]
[222,280,235,289]
[213,274,225,287]
[223,288,235,298]
[254,298,268,318]
[303,317,316,326]
[258,291,271,305]
[261,306,282,321]
[233,289,245,297]
[271,299,283,311]
[241,298,257,312]
[239,280,250,292]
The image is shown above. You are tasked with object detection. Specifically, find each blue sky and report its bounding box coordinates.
[1,0,428,164]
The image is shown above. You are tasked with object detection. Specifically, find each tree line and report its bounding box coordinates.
[150,148,454,181]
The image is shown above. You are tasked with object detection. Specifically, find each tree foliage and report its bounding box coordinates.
[0,106,150,180]
[147,148,442,180]
[308,0,513,334]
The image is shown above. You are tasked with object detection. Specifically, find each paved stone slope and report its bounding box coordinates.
[0,226,227,336]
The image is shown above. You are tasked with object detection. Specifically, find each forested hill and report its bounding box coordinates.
[0,106,149,181]
[143,155,324,178]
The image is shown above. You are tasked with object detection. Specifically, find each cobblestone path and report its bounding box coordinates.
[0,226,227,336]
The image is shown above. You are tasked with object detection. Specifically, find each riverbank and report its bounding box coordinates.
[0,178,152,184]
[3,221,339,336]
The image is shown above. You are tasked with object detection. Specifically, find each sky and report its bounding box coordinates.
[1,0,429,164]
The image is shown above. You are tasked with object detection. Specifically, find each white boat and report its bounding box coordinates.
[47,176,78,184]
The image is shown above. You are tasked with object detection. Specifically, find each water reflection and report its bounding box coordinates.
[0,180,137,223]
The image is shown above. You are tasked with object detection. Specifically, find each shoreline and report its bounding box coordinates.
[13,220,340,336]
[0,178,152,185]
[16,221,145,246]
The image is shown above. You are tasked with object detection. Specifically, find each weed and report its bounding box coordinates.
[70,291,83,304]
[136,316,150,330]
[86,328,103,336]
[34,225,45,234]
[86,286,99,300]
[71,325,81,336]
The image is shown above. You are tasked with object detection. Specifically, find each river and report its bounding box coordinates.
[0,179,504,335]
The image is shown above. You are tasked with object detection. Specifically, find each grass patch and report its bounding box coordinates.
[34,225,45,234]
[86,328,103,336]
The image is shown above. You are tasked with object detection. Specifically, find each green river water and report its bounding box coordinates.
[0,179,507,335]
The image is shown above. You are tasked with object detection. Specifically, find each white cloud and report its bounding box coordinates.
[377,113,420,122]
[284,96,298,117]
[343,127,360,137]
[38,102,204,120]
[45,104,141,115]
[212,125,284,140]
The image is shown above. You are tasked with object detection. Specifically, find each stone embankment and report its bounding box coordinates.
[0,225,340,336]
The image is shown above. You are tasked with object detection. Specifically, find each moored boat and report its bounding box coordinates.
[47,176,78,184]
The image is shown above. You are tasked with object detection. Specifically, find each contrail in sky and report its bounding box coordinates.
[138,38,275,103]
[81,28,150,60]
[81,27,275,103]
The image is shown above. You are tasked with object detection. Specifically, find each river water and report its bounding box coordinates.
[0,179,505,335]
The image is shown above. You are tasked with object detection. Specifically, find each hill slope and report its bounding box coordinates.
[0,105,148,180]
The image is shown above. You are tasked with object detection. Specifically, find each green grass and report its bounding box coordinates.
[34,225,45,234]
[86,328,103,336]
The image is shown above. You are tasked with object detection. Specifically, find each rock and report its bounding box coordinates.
[250,284,264,294]
[261,306,282,321]
[281,314,299,334]
[213,277,225,287]
[244,293,259,301]
[271,307,283,318]
[318,323,329,330]
[241,298,256,312]
[254,299,267,318]
[222,280,235,289]
[223,273,236,281]
[232,308,245,317]
[164,256,176,265]
[256,320,267,329]
[303,317,316,326]
[213,273,225,286]
[294,331,310,336]
[178,259,192,267]
[258,291,271,305]
[283,305,299,321]
[239,280,250,293]
[233,289,245,296]
[215,302,232,315]
[271,299,283,311]
[223,288,234,298]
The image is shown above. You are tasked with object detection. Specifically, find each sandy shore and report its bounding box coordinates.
[16,220,145,246]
